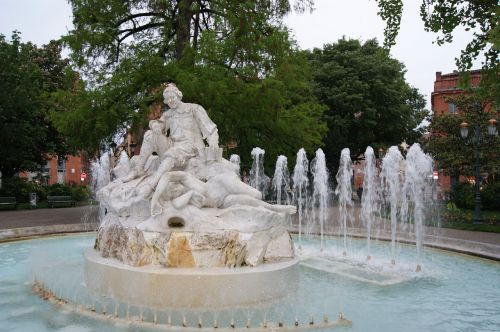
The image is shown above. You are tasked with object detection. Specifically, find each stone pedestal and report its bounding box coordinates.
[95,206,295,268]
[85,248,299,309]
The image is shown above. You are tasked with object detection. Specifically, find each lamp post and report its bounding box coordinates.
[459,117,498,224]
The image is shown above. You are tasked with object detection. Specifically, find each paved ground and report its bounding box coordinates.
[0,205,99,230]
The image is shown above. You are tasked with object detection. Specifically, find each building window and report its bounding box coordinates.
[57,156,66,171]
[41,161,50,174]
[448,102,457,114]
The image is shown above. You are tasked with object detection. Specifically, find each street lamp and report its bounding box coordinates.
[459,117,498,224]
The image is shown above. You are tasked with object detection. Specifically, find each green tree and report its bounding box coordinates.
[55,0,326,167]
[308,38,427,169]
[0,33,69,178]
[424,95,499,180]
[64,0,314,70]
[375,0,499,101]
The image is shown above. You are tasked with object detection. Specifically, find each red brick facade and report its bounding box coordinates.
[431,70,482,116]
[20,154,90,185]
[431,70,483,192]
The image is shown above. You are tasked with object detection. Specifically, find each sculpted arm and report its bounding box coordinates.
[194,105,219,147]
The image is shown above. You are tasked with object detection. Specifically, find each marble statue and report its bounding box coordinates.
[95,84,296,268]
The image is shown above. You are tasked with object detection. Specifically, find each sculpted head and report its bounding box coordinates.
[163,83,183,109]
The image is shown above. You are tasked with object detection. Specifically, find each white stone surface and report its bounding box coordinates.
[85,248,299,309]
[95,85,297,268]
[95,212,295,268]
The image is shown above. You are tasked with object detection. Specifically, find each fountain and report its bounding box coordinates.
[311,148,329,252]
[360,146,380,260]
[291,148,309,247]
[20,84,360,330]
[2,88,500,331]
[271,155,291,205]
[249,147,270,197]
[85,84,300,310]
[380,146,404,265]
[400,143,433,272]
[90,151,111,194]
[334,148,352,255]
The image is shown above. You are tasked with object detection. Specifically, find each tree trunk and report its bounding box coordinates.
[450,172,459,192]
[175,0,194,62]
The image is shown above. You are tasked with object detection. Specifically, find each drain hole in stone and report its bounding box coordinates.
[168,216,185,228]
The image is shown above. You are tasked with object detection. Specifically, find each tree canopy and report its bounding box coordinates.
[375,0,499,101]
[0,33,70,178]
[424,95,499,179]
[375,0,498,69]
[55,0,326,168]
[308,38,427,169]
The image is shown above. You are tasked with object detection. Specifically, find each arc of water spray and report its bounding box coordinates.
[272,155,291,205]
[361,147,380,261]
[91,151,112,225]
[249,147,270,198]
[401,143,433,272]
[335,148,353,256]
[380,146,403,265]
[312,149,329,252]
[292,148,309,247]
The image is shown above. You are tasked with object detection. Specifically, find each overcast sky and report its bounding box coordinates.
[0,0,483,110]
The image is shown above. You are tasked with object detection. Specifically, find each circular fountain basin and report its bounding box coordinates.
[85,248,299,309]
[2,233,500,331]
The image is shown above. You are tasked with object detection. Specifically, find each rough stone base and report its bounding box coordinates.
[95,222,295,268]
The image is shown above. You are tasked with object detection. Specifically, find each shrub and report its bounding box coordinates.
[482,182,500,211]
[451,182,474,209]
[451,181,500,211]
[0,177,49,202]
[70,185,91,201]
[47,183,72,196]
[0,177,30,202]
[26,181,47,201]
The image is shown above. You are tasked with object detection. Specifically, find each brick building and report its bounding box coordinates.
[20,154,90,185]
[431,70,482,116]
[430,70,482,192]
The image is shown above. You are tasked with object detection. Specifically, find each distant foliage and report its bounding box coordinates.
[424,95,499,179]
[308,38,427,170]
[0,33,71,178]
[47,183,73,196]
[451,181,500,211]
[451,182,475,210]
[55,0,326,168]
[0,178,46,202]
[0,179,90,203]
[482,182,500,211]
[375,0,499,103]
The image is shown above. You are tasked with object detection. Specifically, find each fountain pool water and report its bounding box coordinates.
[1,233,500,331]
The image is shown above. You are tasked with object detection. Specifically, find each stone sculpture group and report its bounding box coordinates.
[95,84,296,268]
